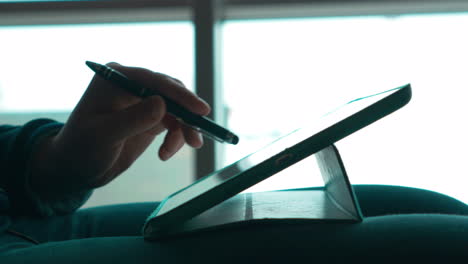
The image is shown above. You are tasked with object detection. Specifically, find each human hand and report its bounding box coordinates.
[32,62,210,193]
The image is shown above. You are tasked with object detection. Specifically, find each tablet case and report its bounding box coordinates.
[144,144,363,240]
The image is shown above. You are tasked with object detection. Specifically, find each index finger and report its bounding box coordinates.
[110,63,211,116]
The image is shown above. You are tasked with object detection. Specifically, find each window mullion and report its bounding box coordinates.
[194,0,225,180]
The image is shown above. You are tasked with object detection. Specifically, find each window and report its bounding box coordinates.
[222,14,468,202]
[2,1,467,205]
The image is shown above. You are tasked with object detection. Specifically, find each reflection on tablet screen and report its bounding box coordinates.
[156,86,406,216]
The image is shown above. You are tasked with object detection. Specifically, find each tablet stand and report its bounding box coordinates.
[146,144,363,240]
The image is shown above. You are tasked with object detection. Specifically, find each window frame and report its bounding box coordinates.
[2,0,468,25]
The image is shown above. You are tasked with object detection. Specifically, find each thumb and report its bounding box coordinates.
[100,95,167,142]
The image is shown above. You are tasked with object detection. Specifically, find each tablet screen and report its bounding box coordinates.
[155,85,410,216]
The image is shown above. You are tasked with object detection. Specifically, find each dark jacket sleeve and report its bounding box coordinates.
[0,119,92,217]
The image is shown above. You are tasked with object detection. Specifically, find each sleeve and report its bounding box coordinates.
[0,119,93,217]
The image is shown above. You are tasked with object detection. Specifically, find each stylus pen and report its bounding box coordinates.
[85,61,239,145]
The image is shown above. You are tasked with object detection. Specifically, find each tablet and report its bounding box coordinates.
[143,84,412,236]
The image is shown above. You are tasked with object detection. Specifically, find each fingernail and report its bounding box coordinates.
[160,148,172,161]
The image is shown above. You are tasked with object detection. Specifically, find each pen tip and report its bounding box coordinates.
[229,134,239,145]
[232,136,239,145]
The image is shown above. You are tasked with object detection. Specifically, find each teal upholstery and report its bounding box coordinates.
[1,185,467,263]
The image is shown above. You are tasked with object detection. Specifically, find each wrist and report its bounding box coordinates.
[29,131,63,196]
[26,127,94,216]
[29,127,98,196]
